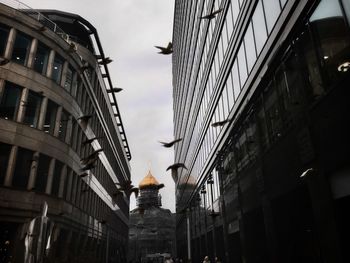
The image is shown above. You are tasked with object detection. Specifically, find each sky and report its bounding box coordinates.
[20,0,176,211]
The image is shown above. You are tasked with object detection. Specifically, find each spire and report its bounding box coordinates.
[139,170,160,189]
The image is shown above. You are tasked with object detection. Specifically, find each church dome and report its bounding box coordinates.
[139,170,160,189]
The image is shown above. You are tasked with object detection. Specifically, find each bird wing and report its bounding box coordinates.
[212,8,224,16]
[200,14,211,19]
[167,42,173,50]
[154,46,166,51]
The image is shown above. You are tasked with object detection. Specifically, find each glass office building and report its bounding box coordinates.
[172,0,350,262]
[0,3,131,262]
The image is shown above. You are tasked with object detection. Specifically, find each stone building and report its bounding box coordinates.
[0,2,131,262]
[128,171,175,262]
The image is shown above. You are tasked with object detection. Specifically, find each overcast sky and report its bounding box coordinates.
[20,0,176,211]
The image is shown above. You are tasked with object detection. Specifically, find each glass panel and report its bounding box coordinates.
[51,160,63,197]
[0,24,10,56]
[342,0,350,24]
[0,82,21,120]
[64,65,74,93]
[237,44,248,86]
[12,147,33,189]
[12,31,31,65]
[310,0,350,87]
[226,4,235,40]
[232,0,240,24]
[58,110,69,141]
[52,53,64,84]
[0,143,11,185]
[252,0,268,54]
[35,154,50,192]
[33,42,49,74]
[44,100,58,134]
[23,91,42,128]
[280,0,287,7]
[226,74,235,109]
[244,22,257,72]
[232,61,241,100]
[71,74,79,98]
[263,0,281,33]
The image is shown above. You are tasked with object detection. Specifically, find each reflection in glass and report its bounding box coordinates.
[64,65,74,93]
[0,82,21,120]
[237,44,248,86]
[263,0,281,33]
[58,110,69,141]
[33,42,49,74]
[0,24,10,56]
[23,91,42,128]
[52,53,64,84]
[11,32,31,65]
[0,143,11,185]
[12,147,33,189]
[244,22,257,72]
[44,100,58,134]
[252,0,268,54]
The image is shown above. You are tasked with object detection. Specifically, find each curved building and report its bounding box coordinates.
[172,0,350,262]
[0,2,131,263]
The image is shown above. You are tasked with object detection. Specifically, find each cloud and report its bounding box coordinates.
[22,0,176,211]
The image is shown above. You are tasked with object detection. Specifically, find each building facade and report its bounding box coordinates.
[172,0,350,262]
[129,171,176,263]
[0,2,131,262]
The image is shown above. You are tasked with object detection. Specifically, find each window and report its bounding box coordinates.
[12,147,34,189]
[12,31,32,65]
[58,110,69,141]
[44,100,58,134]
[263,0,281,33]
[64,65,74,93]
[252,0,268,55]
[310,0,350,87]
[232,60,241,100]
[0,82,21,120]
[52,53,64,84]
[33,42,50,74]
[0,143,11,185]
[237,43,248,86]
[0,24,10,56]
[244,22,257,72]
[23,91,42,128]
[51,160,63,197]
[35,154,51,192]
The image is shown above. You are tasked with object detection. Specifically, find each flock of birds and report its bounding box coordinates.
[77,7,229,202]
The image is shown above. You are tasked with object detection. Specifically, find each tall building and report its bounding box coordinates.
[129,171,175,262]
[172,0,350,262]
[0,2,131,262]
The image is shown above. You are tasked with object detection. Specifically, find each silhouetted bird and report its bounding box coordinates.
[80,173,88,178]
[200,8,224,20]
[79,63,90,73]
[98,57,113,65]
[107,87,123,93]
[155,42,173,55]
[158,183,165,190]
[159,138,182,148]
[81,163,96,172]
[211,118,230,127]
[166,163,187,171]
[115,180,139,197]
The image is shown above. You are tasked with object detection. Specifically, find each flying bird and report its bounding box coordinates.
[78,114,92,122]
[159,138,182,148]
[211,118,231,127]
[107,87,123,93]
[166,163,187,171]
[155,42,173,55]
[200,8,224,20]
[82,136,103,146]
[115,180,139,197]
[98,57,113,65]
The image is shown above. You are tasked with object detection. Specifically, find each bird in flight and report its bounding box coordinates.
[115,180,139,197]
[166,163,187,171]
[211,118,230,127]
[159,138,182,148]
[155,42,173,55]
[200,8,224,20]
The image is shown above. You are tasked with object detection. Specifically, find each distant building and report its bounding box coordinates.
[172,0,350,262]
[0,2,131,263]
[129,171,175,262]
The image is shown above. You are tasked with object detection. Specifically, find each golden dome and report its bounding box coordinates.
[139,170,160,188]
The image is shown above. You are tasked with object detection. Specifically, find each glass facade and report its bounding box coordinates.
[0,82,21,120]
[0,23,9,56]
[33,42,50,74]
[11,31,31,65]
[173,0,350,262]
[23,90,42,128]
